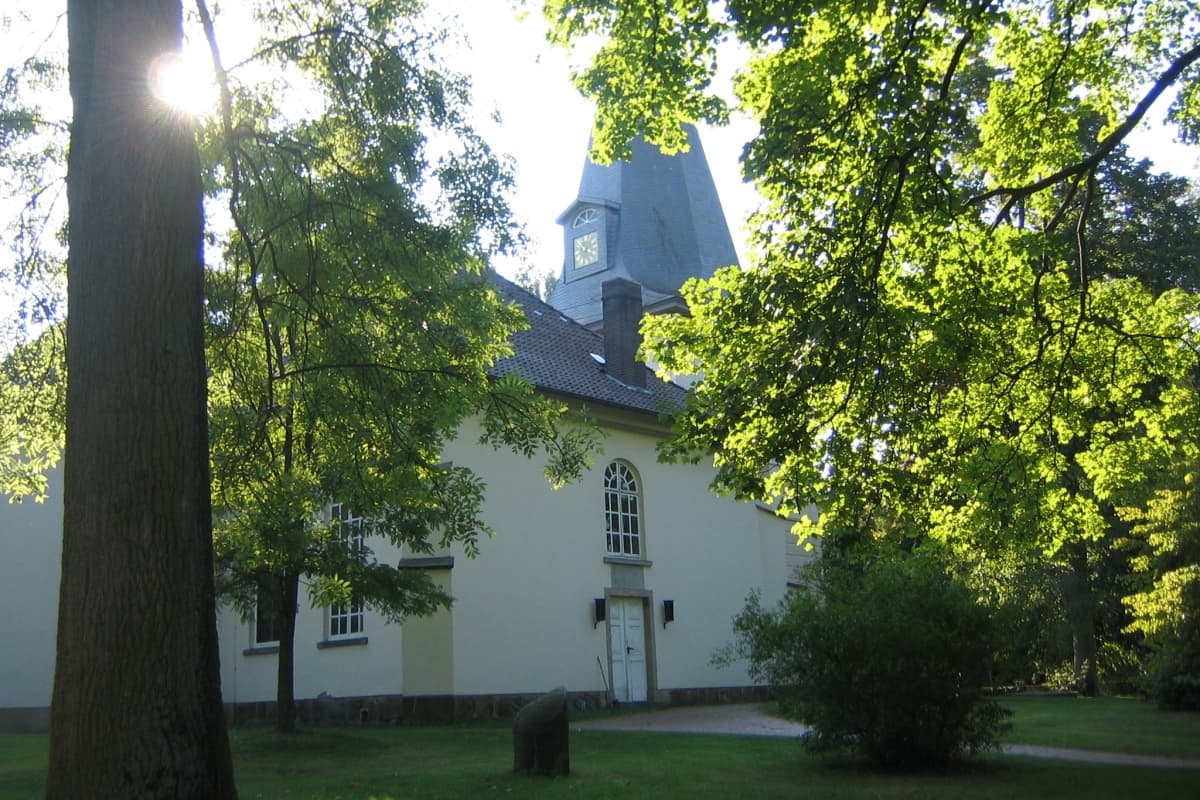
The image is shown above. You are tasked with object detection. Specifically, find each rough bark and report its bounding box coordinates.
[1065,543,1099,696]
[276,572,300,733]
[46,1,237,797]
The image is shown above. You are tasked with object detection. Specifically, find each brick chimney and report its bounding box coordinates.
[601,278,645,388]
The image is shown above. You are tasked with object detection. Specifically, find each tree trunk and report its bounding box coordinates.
[1064,543,1099,696]
[277,572,301,733]
[47,2,237,797]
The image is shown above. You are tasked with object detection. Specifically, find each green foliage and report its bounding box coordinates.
[1043,662,1080,693]
[1144,633,1200,710]
[1086,151,1200,294]
[1140,575,1200,709]
[0,17,67,500]
[512,263,559,301]
[544,0,728,161]
[0,24,67,341]
[547,0,1200,695]
[1113,439,1200,706]
[721,553,1011,768]
[0,326,63,500]
[1097,640,1145,695]
[970,557,1073,688]
[201,0,597,651]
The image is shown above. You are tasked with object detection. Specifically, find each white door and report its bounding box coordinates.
[609,597,648,703]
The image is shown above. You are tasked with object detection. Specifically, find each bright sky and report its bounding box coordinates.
[3,2,1198,296]
[176,1,761,283]
[437,3,1200,284]
[431,2,760,282]
[441,4,1200,286]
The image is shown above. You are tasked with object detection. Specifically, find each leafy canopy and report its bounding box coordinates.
[0,15,67,501]
[200,0,597,622]
[0,1,598,620]
[545,0,1200,561]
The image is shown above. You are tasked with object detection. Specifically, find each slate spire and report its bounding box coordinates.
[546,125,739,329]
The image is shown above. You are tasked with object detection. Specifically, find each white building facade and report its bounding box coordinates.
[0,125,813,731]
[216,409,802,724]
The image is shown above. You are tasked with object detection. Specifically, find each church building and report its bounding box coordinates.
[0,127,808,732]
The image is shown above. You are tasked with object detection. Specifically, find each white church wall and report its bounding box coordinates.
[1,404,799,730]
[629,433,791,691]
[217,540,407,708]
[399,569,454,695]
[217,607,276,706]
[441,415,613,696]
[441,413,789,699]
[0,468,63,731]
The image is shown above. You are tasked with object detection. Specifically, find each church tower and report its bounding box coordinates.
[546,125,739,330]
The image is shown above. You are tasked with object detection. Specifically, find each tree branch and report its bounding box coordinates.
[971,42,1200,210]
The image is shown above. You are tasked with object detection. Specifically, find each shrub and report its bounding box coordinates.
[1144,644,1200,709]
[1044,661,1078,693]
[722,554,1011,769]
[1097,641,1145,695]
[1143,579,1200,710]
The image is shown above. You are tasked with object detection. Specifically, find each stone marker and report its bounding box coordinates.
[513,687,570,776]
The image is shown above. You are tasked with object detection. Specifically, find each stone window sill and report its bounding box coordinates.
[397,556,455,570]
[243,644,279,656]
[317,636,368,650]
[604,556,652,568]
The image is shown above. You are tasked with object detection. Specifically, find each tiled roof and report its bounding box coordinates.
[490,273,686,418]
[546,125,739,327]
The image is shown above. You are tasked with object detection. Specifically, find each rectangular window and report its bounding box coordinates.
[329,598,365,638]
[328,503,365,639]
[331,502,364,552]
[254,587,280,645]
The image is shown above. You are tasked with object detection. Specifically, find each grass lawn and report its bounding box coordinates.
[998,694,1200,759]
[2,697,1198,799]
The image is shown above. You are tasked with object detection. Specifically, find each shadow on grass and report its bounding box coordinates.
[812,751,1012,777]
[229,725,393,761]
[7,725,1200,799]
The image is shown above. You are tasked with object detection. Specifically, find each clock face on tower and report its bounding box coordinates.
[573,230,600,269]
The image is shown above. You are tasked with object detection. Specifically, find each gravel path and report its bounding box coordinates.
[573,704,1200,768]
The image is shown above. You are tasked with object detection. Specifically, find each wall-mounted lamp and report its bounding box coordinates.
[593,598,606,628]
[662,599,675,627]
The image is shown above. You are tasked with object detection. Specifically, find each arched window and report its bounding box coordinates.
[604,461,642,557]
[573,207,598,228]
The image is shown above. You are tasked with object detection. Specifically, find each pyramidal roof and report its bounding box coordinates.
[546,125,740,326]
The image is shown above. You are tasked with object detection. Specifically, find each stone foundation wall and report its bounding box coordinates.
[2,685,773,732]
[651,685,773,707]
[224,686,770,727]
